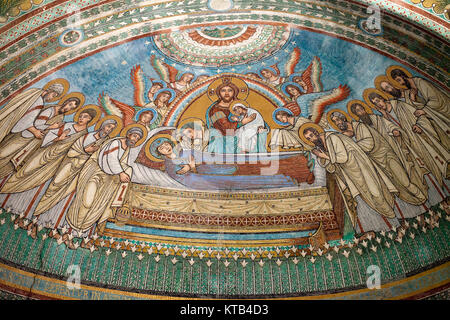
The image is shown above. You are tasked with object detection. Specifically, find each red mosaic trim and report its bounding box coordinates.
[187,26,257,46]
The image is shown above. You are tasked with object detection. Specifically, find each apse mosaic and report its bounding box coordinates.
[0,0,449,300]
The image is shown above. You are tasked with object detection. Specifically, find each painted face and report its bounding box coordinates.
[102,123,116,135]
[78,112,93,125]
[181,73,194,82]
[149,84,163,95]
[286,85,301,97]
[139,112,153,124]
[157,142,173,156]
[182,128,195,140]
[126,133,141,146]
[233,106,246,116]
[261,69,274,79]
[353,104,366,117]
[380,82,394,94]
[304,129,319,143]
[393,75,406,86]
[331,115,347,131]
[44,91,59,102]
[219,86,235,103]
[61,100,78,113]
[372,97,386,110]
[276,114,289,124]
[157,92,171,104]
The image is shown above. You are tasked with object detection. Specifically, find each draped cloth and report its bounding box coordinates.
[33,134,108,216]
[367,114,429,199]
[235,107,266,153]
[317,132,397,228]
[390,100,448,187]
[0,133,33,179]
[0,89,45,178]
[66,138,132,233]
[0,88,43,143]
[353,121,427,206]
[0,127,87,194]
[269,116,311,150]
[0,112,64,179]
[408,77,450,120]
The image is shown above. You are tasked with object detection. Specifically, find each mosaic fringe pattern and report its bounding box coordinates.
[0,202,448,298]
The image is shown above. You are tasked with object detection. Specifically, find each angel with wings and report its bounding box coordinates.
[269,77,350,151]
[279,54,350,124]
[131,65,165,106]
[98,92,161,132]
[150,55,196,96]
[287,56,323,96]
[258,47,302,88]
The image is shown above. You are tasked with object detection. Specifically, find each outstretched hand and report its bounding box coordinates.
[312,148,329,160]
[119,172,130,183]
[412,125,423,134]
[56,129,70,141]
[177,164,191,175]
[48,122,64,130]
[242,113,256,125]
[85,143,100,154]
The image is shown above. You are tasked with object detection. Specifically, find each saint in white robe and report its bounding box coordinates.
[269,116,311,150]
[0,100,63,178]
[66,138,132,233]
[353,121,427,206]
[0,122,87,194]
[235,107,265,153]
[317,132,399,233]
[388,100,448,188]
[407,77,450,120]
[33,131,110,229]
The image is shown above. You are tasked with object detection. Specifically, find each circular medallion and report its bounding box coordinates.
[59,29,84,47]
[153,24,290,67]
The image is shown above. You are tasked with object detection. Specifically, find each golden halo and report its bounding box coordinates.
[144,133,178,162]
[298,123,325,147]
[176,117,206,141]
[74,105,102,127]
[207,75,249,102]
[374,75,400,97]
[327,109,352,132]
[59,92,85,115]
[363,88,390,109]
[386,65,412,90]
[229,100,250,114]
[347,100,373,121]
[120,123,148,147]
[94,115,123,138]
[43,78,70,102]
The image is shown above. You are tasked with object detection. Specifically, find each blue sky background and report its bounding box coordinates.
[30,27,423,114]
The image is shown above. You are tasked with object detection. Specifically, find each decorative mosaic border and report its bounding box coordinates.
[0,259,448,299]
[131,208,339,230]
[1,10,449,108]
[131,185,329,200]
[359,0,449,34]
[0,202,448,298]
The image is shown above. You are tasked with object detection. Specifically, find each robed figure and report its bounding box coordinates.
[300,124,400,234]
[0,107,100,194]
[65,125,146,234]
[33,118,121,218]
[205,77,258,154]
